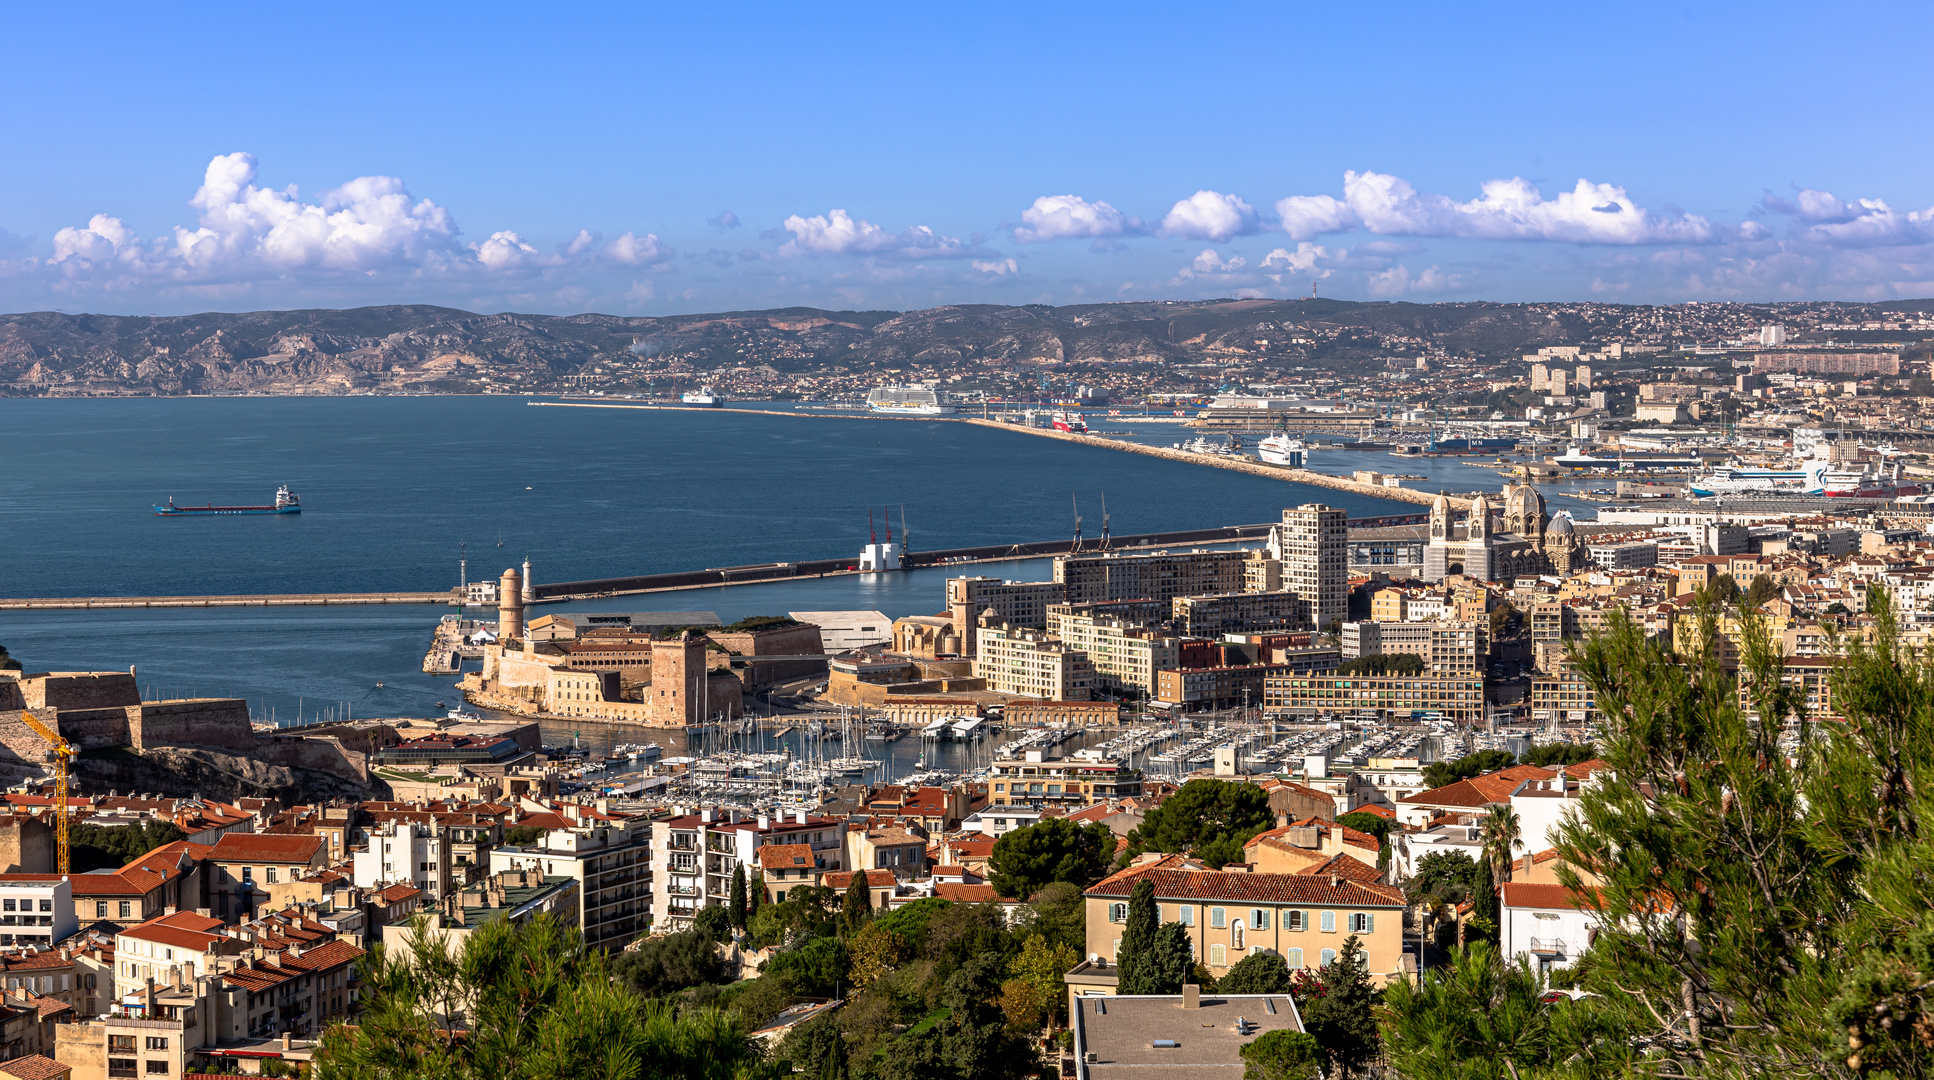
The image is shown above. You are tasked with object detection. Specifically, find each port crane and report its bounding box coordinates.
[17,712,72,875]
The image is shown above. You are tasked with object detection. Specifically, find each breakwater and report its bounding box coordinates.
[958,419,1474,508]
[0,591,459,612]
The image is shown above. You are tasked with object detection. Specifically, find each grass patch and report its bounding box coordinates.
[901,1007,952,1040]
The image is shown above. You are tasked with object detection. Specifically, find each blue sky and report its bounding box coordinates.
[4,1,1933,315]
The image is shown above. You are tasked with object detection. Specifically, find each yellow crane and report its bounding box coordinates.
[18,712,72,876]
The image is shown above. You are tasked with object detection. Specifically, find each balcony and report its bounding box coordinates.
[1527,937,1570,955]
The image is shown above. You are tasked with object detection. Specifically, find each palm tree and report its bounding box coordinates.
[1480,804,1522,891]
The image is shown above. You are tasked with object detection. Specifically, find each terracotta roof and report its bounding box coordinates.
[119,910,229,952]
[1500,882,1603,910]
[758,844,813,868]
[934,883,1009,903]
[1344,803,1396,820]
[1086,865,1403,907]
[0,1054,69,1080]
[1400,765,1555,809]
[279,938,365,971]
[378,884,424,905]
[1295,852,1383,883]
[209,833,324,864]
[822,869,896,890]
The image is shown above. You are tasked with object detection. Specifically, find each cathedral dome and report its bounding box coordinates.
[1547,511,1576,536]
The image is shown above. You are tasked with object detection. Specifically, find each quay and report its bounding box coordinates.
[0,590,460,612]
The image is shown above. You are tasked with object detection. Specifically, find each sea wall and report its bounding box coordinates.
[130,699,257,752]
[961,419,1474,509]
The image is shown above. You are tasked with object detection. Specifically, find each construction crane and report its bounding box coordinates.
[18,712,72,875]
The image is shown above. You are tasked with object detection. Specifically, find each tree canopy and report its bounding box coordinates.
[986,817,1115,899]
[1120,778,1273,867]
[1518,742,1599,768]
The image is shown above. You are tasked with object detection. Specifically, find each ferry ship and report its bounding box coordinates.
[1687,463,1814,497]
[866,385,956,415]
[681,386,723,406]
[1806,459,1925,499]
[154,486,301,516]
[1051,410,1087,433]
[1257,434,1308,467]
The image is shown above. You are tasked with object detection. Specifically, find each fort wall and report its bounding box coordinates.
[129,699,257,752]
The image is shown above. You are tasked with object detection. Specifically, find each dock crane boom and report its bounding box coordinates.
[18,712,71,875]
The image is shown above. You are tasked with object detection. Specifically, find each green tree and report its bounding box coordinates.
[1406,849,1481,901]
[1551,594,1826,1074]
[1744,572,1781,609]
[1008,933,1081,1027]
[748,871,764,923]
[314,913,784,1080]
[0,645,19,672]
[730,864,749,930]
[1114,879,1159,993]
[1518,741,1599,768]
[988,817,1115,899]
[1239,1029,1324,1080]
[503,823,546,846]
[1120,779,1274,867]
[847,923,907,990]
[1382,941,1638,1079]
[841,873,871,935]
[610,929,727,998]
[1302,935,1379,1076]
[71,820,188,873]
[1332,811,1393,870]
[1141,922,1194,995]
[1479,804,1522,891]
[763,936,849,999]
[775,1012,848,1080]
[693,904,732,943]
[1219,950,1293,994]
[1488,599,1522,642]
[1016,881,1086,954]
[1708,570,1740,600]
[1422,750,1517,791]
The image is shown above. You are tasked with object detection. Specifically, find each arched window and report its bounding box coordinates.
[1232,920,1245,950]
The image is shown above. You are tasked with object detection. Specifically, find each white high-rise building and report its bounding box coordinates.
[1280,503,1348,633]
[1759,324,1787,346]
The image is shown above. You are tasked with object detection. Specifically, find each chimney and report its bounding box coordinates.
[1182,983,1200,1009]
[282,1032,293,1050]
[145,977,157,1016]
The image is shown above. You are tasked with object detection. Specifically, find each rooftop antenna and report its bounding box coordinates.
[1099,491,1112,551]
[1071,494,1085,554]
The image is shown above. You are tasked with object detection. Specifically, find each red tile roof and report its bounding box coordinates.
[1500,882,1603,910]
[0,1054,70,1080]
[821,869,896,890]
[1295,853,1383,883]
[933,883,1010,903]
[1400,765,1555,809]
[209,833,324,864]
[1085,864,1403,907]
[757,844,813,868]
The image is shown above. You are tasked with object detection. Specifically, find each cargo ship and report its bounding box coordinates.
[155,486,301,516]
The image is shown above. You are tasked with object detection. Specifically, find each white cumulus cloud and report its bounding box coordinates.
[778,209,975,259]
[972,258,1019,275]
[1273,170,1713,244]
[1012,195,1134,243]
[1159,190,1259,241]
[1762,188,1934,246]
[605,231,672,266]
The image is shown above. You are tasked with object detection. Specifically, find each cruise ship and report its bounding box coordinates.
[866,385,956,415]
[681,386,723,406]
[1257,435,1308,467]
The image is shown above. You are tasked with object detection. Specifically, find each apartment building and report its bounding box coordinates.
[1084,858,1406,984]
[1045,611,1177,695]
[1339,620,1484,673]
[649,809,844,930]
[352,820,453,901]
[488,817,651,951]
[1263,672,1487,724]
[1172,591,1311,636]
[989,750,1141,807]
[0,880,75,949]
[206,834,329,921]
[1054,550,1249,606]
[974,620,1095,701]
[1531,664,1599,724]
[1280,504,1349,631]
[1156,663,1283,711]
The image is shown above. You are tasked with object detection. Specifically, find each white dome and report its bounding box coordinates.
[1548,511,1576,536]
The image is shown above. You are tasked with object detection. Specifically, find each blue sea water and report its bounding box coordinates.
[0,396,1421,750]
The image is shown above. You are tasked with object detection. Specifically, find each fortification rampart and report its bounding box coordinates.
[130,699,257,752]
[17,672,139,712]
[0,680,21,712]
[254,735,370,784]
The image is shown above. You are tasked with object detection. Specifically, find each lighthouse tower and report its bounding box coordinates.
[499,567,525,640]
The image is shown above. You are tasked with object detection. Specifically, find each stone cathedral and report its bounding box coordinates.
[1422,482,1581,582]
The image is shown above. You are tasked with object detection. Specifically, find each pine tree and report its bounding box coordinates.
[729,864,749,929]
[1301,935,1379,1077]
[1147,921,1194,995]
[1114,879,1159,993]
[841,872,871,935]
[748,870,764,922]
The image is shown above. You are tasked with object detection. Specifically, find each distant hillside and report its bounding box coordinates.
[1,298,1928,396]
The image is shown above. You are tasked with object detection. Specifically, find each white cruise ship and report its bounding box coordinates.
[681,386,723,407]
[1257,435,1307,467]
[866,385,955,415]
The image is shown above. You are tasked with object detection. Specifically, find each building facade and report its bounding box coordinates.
[1279,504,1348,631]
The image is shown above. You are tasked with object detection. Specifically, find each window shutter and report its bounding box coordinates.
[1365,913,1375,933]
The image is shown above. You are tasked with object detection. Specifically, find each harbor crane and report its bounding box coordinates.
[17,712,72,875]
